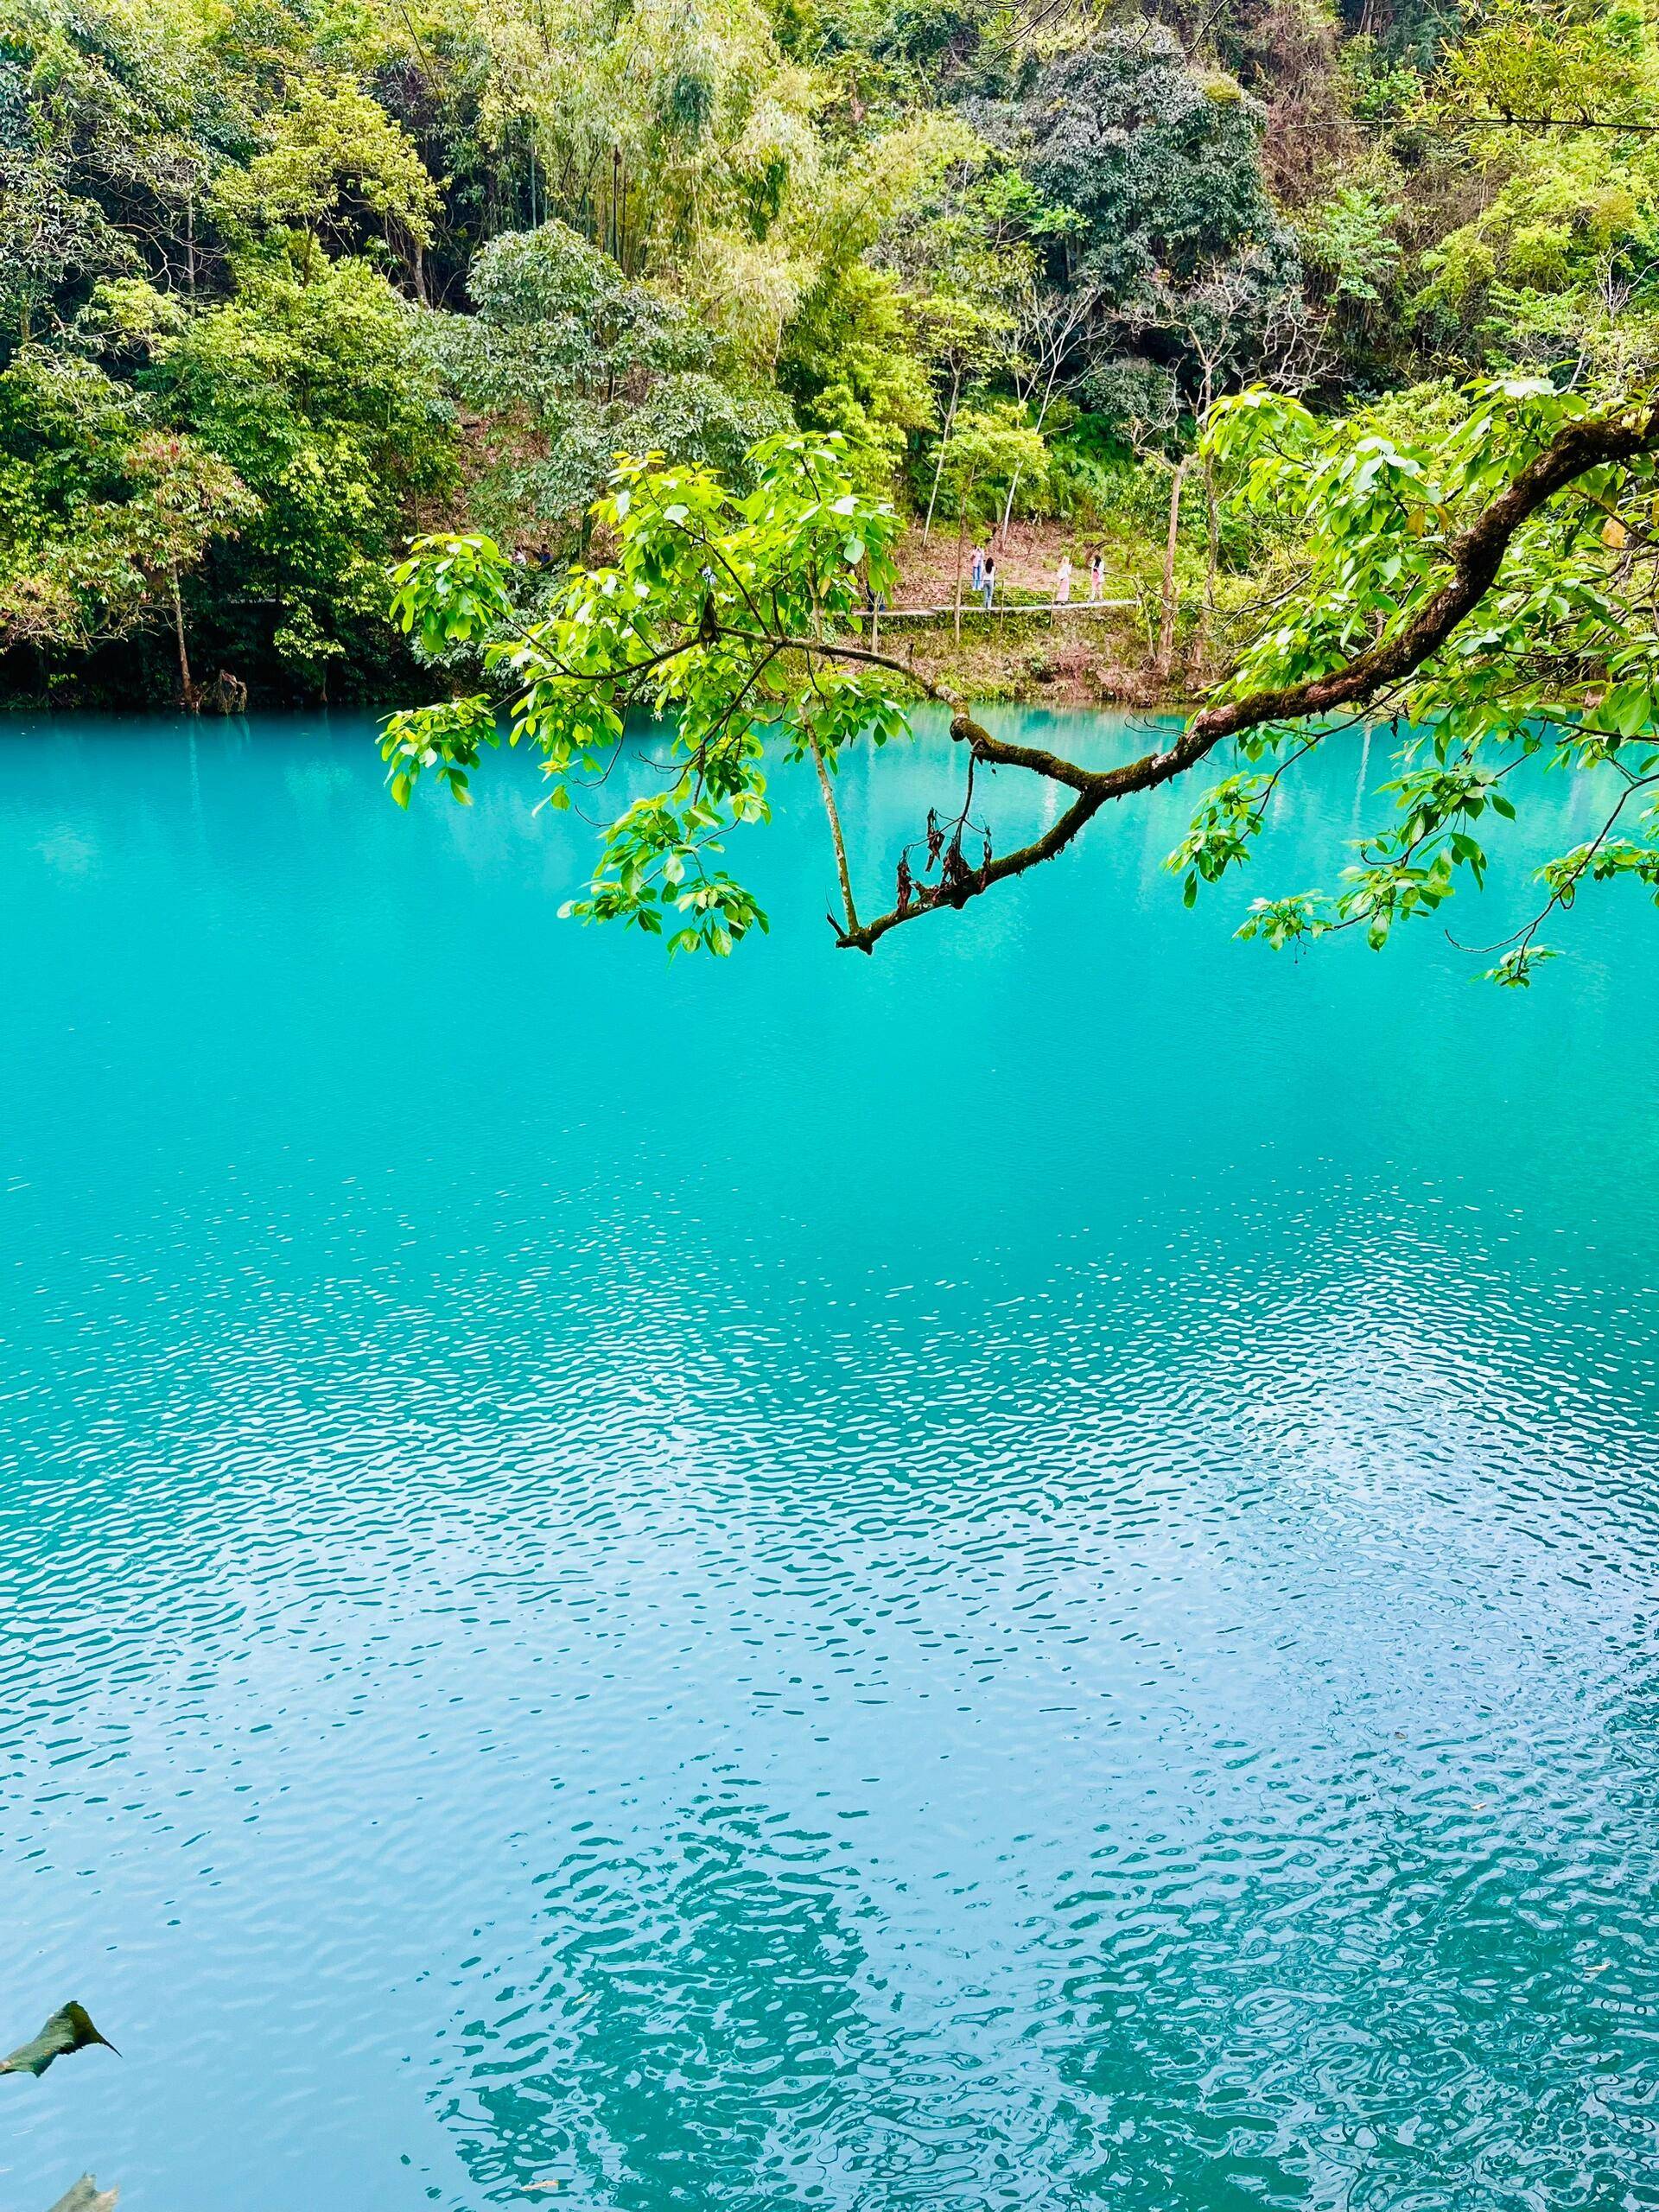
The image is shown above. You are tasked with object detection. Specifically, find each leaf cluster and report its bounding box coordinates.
[385,433,911,952]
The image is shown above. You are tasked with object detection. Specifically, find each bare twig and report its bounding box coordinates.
[810,739,860,938]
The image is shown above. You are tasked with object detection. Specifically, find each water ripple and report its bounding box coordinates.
[3,714,1658,2210]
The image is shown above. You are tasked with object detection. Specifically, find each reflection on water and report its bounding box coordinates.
[3,710,1658,2212]
[442,1793,879,2207]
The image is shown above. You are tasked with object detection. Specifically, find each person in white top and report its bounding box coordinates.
[1055,555,1072,606]
[1089,552,1104,601]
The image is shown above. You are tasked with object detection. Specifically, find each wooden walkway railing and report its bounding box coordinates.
[849,599,1139,622]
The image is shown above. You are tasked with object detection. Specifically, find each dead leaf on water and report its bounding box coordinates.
[47,2177,118,2212]
[1,2004,119,2079]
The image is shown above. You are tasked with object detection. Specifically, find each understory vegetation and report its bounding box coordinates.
[6,0,1659,708]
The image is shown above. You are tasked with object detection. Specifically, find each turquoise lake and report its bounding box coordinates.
[3,709,1658,2211]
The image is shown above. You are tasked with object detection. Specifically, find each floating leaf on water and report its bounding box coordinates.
[1,2004,119,2078]
[47,2178,118,2212]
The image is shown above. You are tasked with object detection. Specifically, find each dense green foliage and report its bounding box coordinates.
[8,0,1659,980]
[386,435,911,952]
[1181,380,1659,982]
[8,0,1659,709]
[388,378,1659,978]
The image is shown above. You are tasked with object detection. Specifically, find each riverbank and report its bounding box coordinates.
[864,519,1203,705]
[0,518,1206,716]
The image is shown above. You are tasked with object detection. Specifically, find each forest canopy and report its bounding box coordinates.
[7,0,1658,706]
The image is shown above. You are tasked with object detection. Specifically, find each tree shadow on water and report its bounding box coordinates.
[431,1783,885,2212]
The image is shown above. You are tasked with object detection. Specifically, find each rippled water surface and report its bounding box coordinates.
[4,711,1659,2212]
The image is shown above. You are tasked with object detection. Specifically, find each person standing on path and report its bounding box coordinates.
[982,552,996,610]
[1090,552,1104,601]
[1055,555,1071,607]
[970,544,984,595]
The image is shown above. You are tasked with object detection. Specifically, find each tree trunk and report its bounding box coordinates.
[1197,452,1220,679]
[998,467,1020,548]
[954,499,969,645]
[922,367,962,544]
[170,569,197,712]
[1156,459,1187,685]
[998,356,1065,543]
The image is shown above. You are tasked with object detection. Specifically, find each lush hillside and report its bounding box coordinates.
[2,0,1655,705]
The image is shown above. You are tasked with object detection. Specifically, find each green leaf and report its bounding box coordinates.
[1,2004,119,2080]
